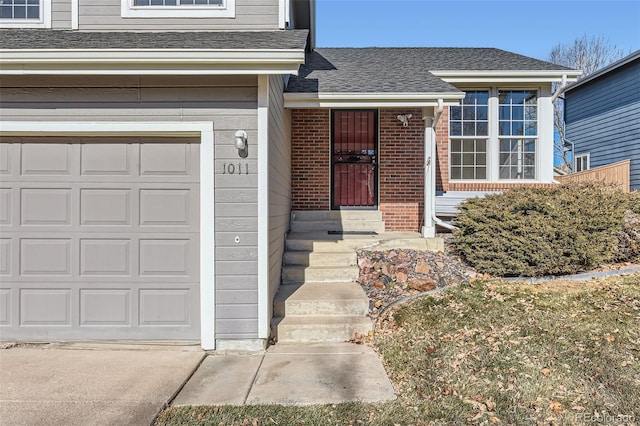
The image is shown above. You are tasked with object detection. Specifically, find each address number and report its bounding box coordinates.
[222,163,249,175]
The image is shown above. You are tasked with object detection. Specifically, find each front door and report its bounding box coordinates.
[331,110,378,209]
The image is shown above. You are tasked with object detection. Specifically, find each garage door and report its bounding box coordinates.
[0,138,200,341]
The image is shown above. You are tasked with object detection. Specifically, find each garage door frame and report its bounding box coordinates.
[0,121,216,350]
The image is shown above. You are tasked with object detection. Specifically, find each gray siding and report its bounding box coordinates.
[52,0,72,29]
[78,0,278,30]
[267,75,290,323]
[0,75,260,340]
[565,58,640,190]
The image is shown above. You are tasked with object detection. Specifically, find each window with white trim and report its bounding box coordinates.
[0,0,50,28]
[449,89,538,181]
[498,90,537,180]
[449,91,489,180]
[122,0,234,18]
[574,153,590,172]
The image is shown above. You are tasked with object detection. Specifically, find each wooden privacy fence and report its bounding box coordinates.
[557,159,631,192]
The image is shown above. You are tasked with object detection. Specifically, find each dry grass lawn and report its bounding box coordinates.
[156,273,640,426]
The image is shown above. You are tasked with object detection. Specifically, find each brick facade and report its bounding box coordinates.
[290,107,552,233]
[291,109,331,210]
[378,108,425,232]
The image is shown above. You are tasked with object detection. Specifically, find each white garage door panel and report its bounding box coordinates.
[0,140,200,341]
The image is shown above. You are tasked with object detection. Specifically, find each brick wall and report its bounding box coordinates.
[434,107,449,191]
[289,106,552,233]
[378,108,425,232]
[291,109,331,210]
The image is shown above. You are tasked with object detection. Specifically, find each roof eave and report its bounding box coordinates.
[565,50,640,93]
[0,49,307,75]
[283,92,465,108]
[432,70,582,83]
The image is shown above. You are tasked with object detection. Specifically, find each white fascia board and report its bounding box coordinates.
[0,49,306,75]
[432,70,581,83]
[284,92,465,108]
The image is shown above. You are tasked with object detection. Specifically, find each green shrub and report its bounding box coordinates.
[453,182,639,277]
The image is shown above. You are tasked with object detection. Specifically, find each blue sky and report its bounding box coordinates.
[315,0,640,62]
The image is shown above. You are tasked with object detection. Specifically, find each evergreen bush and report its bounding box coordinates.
[453,182,639,277]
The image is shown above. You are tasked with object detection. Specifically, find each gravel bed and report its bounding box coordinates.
[357,236,479,320]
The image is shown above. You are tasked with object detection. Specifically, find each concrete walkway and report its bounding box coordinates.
[173,342,396,406]
[0,342,396,425]
[0,344,204,426]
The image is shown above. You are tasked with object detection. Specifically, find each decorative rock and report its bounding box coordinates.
[415,261,431,274]
[395,270,408,283]
[356,236,477,320]
[381,263,394,277]
[408,278,437,292]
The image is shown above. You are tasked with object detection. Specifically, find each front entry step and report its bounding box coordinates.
[290,210,386,233]
[282,265,360,284]
[274,282,369,317]
[273,211,442,344]
[271,315,373,343]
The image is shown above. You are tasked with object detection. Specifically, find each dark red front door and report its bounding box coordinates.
[332,110,378,209]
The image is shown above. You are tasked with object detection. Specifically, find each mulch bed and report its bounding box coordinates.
[357,235,480,321]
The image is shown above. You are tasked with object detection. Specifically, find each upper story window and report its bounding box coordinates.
[122,0,235,18]
[449,89,539,181]
[0,0,51,28]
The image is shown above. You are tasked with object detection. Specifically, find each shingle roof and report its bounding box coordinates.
[286,47,574,94]
[0,29,309,50]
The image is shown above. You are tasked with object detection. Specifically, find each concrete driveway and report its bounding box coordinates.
[0,343,204,426]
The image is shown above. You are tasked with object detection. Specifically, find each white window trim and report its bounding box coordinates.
[574,153,590,172]
[121,0,235,18]
[449,87,541,183]
[0,0,51,28]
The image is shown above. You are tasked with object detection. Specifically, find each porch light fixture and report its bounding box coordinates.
[397,113,412,127]
[234,130,248,158]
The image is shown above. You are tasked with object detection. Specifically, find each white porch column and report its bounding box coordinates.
[422,108,436,238]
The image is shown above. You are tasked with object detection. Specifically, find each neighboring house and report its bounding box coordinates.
[564,50,640,190]
[0,0,578,350]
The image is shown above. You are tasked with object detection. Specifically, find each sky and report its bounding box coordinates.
[315,0,640,62]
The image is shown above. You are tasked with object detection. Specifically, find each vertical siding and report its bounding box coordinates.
[52,0,72,28]
[78,0,279,30]
[267,75,290,321]
[0,75,260,340]
[565,59,640,190]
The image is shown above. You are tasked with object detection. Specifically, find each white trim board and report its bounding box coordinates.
[257,75,270,339]
[0,49,306,75]
[0,121,216,351]
[121,0,235,18]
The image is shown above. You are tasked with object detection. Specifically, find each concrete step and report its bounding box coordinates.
[289,220,386,233]
[285,233,444,253]
[271,315,373,343]
[282,265,360,284]
[292,210,382,222]
[283,250,357,267]
[274,282,369,317]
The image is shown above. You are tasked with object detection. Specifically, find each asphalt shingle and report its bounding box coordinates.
[286,47,574,94]
[0,29,309,50]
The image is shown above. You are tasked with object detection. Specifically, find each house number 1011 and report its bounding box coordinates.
[222,163,249,175]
